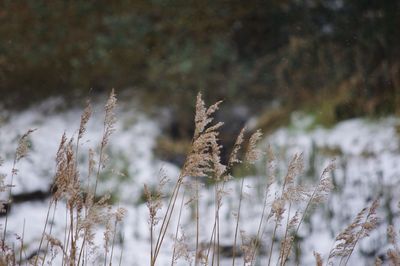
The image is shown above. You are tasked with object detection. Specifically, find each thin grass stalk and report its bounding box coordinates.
[3,129,36,247]
[152,173,185,265]
[154,178,182,257]
[205,179,229,264]
[325,240,337,266]
[211,218,217,266]
[104,235,108,266]
[118,235,124,266]
[77,237,86,266]
[150,212,154,266]
[171,190,186,265]
[342,209,375,266]
[62,203,69,266]
[41,201,58,266]
[154,175,183,249]
[268,189,287,266]
[269,163,293,266]
[217,211,220,266]
[195,180,200,266]
[250,188,272,265]
[93,137,105,198]
[211,184,219,266]
[281,173,328,266]
[84,157,96,266]
[72,208,80,249]
[81,153,94,266]
[152,177,182,263]
[232,178,245,265]
[267,222,279,266]
[69,205,76,266]
[93,124,110,222]
[94,90,116,196]
[104,207,118,266]
[205,218,217,263]
[18,219,25,265]
[3,129,35,250]
[216,184,221,266]
[211,186,218,266]
[71,129,82,266]
[256,204,275,266]
[2,156,18,246]
[278,203,292,266]
[34,199,55,266]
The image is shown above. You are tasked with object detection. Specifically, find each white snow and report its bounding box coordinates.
[1,102,399,265]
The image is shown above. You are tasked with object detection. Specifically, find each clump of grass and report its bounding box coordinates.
[0,91,396,266]
[144,93,385,266]
[327,199,380,265]
[0,90,126,266]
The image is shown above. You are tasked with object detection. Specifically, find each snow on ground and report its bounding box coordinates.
[266,115,400,265]
[1,102,399,265]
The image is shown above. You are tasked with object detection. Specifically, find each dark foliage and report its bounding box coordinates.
[0,0,399,121]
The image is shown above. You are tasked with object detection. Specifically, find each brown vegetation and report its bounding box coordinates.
[0,92,399,265]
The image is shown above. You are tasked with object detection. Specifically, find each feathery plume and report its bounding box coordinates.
[101,89,117,153]
[78,100,92,140]
[312,159,335,204]
[228,127,246,166]
[15,129,36,162]
[328,199,380,263]
[244,129,263,164]
[193,92,222,139]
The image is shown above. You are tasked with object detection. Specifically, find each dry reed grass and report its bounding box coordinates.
[0,91,397,266]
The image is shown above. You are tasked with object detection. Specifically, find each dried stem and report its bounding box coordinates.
[232,178,244,265]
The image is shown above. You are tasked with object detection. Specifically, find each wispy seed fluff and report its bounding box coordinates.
[183,93,226,180]
[244,129,263,164]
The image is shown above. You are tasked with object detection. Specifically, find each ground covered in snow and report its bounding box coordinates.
[1,101,399,265]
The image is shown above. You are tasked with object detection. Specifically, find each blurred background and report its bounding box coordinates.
[1,1,400,264]
[1,0,399,120]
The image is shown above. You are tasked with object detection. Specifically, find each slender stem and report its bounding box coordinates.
[195,180,200,266]
[62,204,69,266]
[18,219,25,265]
[232,178,245,266]
[34,199,54,266]
[2,157,18,246]
[216,184,220,266]
[118,235,124,266]
[343,212,373,266]
[211,219,217,266]
[204,178,229,265]
[281,174,323,266]
[153,177,182,252]
[250,192,269,265]
[205,220,216,263]
[171,190,186,265]
[77,236,86,266]
[279,203,292,266]
[267,222,278,266]
[150,215,153,265]
[82,156,93,266]
[152,174,185,265]
[41,201,58,266]
[93,145,104,198]
[211,185,218,266]
[69,207,75,266]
